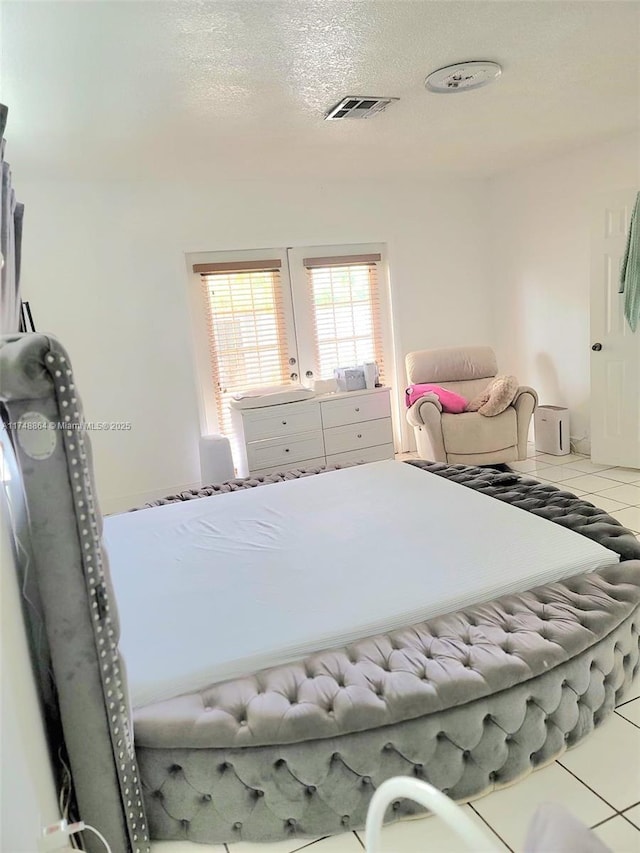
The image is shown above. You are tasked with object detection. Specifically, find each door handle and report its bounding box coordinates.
[591,343,602,351]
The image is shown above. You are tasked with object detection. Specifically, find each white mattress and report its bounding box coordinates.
[105,461,619,709]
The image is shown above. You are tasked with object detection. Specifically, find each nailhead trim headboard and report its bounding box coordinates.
[1,334,149,853]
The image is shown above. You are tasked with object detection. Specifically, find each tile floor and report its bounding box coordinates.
[510,446,640,541]
[151,448,640,853]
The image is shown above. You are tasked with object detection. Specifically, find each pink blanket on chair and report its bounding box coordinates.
[405,383,468,413]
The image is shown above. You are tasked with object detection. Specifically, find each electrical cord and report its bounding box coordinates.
[78,823,113,853]
[39,820,112,852]
[569,432,588,454]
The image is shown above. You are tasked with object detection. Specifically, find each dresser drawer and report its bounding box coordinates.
[251,456,326,477]
[321,391,391,429]
[326,443,395,467]
[247,431,325,471]
[242,402,321,442]
[323,418,393,456]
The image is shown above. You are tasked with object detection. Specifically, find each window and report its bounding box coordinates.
[303,253,384,381]
[196,259,291,439]
[189,244,393,455]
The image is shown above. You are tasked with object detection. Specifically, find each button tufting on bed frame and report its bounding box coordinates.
[133,459,640,563]
[133,557,640,752]
[130,460,640,844]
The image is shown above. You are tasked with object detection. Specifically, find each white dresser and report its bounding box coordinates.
[231,387,394,478]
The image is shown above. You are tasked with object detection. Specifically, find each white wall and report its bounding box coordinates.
[18,177,491,512]
[486,132,640,452]
[15,133,640,509]
[1,505,60,851]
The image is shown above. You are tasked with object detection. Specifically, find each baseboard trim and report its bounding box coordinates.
[100,481,202,516]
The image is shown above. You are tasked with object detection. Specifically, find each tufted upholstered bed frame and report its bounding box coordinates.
[1,334,640,852]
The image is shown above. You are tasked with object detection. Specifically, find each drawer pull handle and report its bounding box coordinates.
[284,448,290,453]
[355,407,360,412]
[282,420,287,425]
[357,433,362,439]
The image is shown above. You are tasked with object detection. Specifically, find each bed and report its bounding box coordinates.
[108,460,622,708]
[2,333,639,853]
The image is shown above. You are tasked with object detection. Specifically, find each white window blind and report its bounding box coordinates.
[197,260,290,438]
[303,253,385,381]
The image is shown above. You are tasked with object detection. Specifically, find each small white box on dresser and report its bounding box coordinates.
[231,387,394,477]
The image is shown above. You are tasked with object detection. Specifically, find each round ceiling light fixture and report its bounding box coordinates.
[425,61,502,93]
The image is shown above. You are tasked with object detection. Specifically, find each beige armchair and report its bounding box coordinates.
[405,346,537,466]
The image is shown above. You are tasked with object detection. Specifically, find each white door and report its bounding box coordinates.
[287,243,403,450]
[187,248,300,438]
[286,243,395,385]
[590,191,640,468]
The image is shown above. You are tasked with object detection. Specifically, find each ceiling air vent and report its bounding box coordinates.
[325,96,399,121]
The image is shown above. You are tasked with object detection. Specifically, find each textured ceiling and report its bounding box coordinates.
[2,0,639,181]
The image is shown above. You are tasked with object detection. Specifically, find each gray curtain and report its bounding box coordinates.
[1,104,25,335]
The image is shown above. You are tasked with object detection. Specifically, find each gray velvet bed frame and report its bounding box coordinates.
[2,334,639,852]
